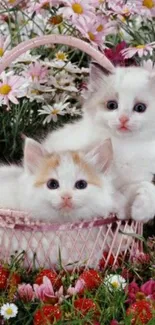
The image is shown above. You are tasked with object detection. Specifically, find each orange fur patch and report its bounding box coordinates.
[71,151,101,187]
[34,151,101,188]
[34,153,60,187]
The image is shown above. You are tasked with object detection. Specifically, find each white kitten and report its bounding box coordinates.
[43,64,155,222]
[0,137,124,222]
[0,138,127,268]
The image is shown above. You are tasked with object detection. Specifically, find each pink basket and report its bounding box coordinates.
[0,35,143,270]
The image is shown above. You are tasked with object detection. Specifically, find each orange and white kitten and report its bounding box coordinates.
[0,137,125,222]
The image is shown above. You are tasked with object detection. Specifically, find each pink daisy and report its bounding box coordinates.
[108,0,136,16]
[76,19,104,47]
[23,62,48,84]
[129,0,155,16]
[121,42,155,58]
[59,0,95,24]
[0,72,28,107]
[30,0,59,14]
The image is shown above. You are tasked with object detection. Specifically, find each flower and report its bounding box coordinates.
[0,72,28,107]
[67,279,85,295]
[23,62,48,84]
[104,274,126,291]
[55,51,68,61]
[121,42,155,58]
[131,250,151,264]
[127,282,140,304]
[110,321,119,325]
[59,0,95,24]
[76,19,104,47]
[141,279,155,299]
[34,276,68,303]
[0,303,18,320]
[38,101,68,123]
[18,283,34,302]
[0,35,10,57]
[104,41,135,66]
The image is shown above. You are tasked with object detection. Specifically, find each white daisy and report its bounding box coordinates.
[38,95,70,123]
[104,274,126,291]
[0,303,18,320]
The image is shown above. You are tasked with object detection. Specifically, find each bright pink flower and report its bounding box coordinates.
[141,280,155,299]
[33,276,67,303]
[18,284,34,302]
[24,62,48,84]
[67,279,85,295]
[127,282,140,304]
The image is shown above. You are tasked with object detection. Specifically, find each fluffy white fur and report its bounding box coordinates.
[0,137,125,222]
[0,138,127,268]
[43,65,155,222]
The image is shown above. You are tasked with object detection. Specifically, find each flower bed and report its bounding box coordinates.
[0,237,154,324]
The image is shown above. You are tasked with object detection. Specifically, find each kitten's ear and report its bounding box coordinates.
[24,137,48,173]
[88,61,112,93]
[85,138,113,173]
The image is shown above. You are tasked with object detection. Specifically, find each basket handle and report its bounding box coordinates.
[0,34,114,74]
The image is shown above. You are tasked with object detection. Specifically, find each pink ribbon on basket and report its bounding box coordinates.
[0,209,117,231]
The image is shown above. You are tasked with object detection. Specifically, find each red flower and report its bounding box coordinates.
[79,270,101,292]
[104,41,136,67]
[35,269,62,290]
[99,252,115,269]
[0,268,9,289]
[74,298,99,318]
[126,300,153,324]
[33,305,62,325]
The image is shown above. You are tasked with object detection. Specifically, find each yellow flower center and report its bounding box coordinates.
[122,8,130,15]
[136,45,145,49]
[8,0,16,3]
[52,109,59,115]
[96,24,103,32]
[0,48,4,57]
[143,0,154,8]
[72,3,83,14]
[112,281,119,289]
[6,308,13,316]
[55,51,68,61]
[88,32,95,41]
[0,84,11,95]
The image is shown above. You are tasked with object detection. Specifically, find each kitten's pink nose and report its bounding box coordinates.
[119,115,129,124]
[61,195,72,202]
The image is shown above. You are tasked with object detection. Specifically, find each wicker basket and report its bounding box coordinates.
[0,35,143,270]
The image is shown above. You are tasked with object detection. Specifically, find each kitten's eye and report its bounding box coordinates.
[106,100,118,110]
[47,179,59,190]
[75,180,87,190]
[133,103,147,113]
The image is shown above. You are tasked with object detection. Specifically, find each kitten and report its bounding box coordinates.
[43,64,155,222]
[0,137,124,221]
[0,137,127,268]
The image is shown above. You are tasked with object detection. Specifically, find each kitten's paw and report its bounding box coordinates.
[131,182,155,222]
